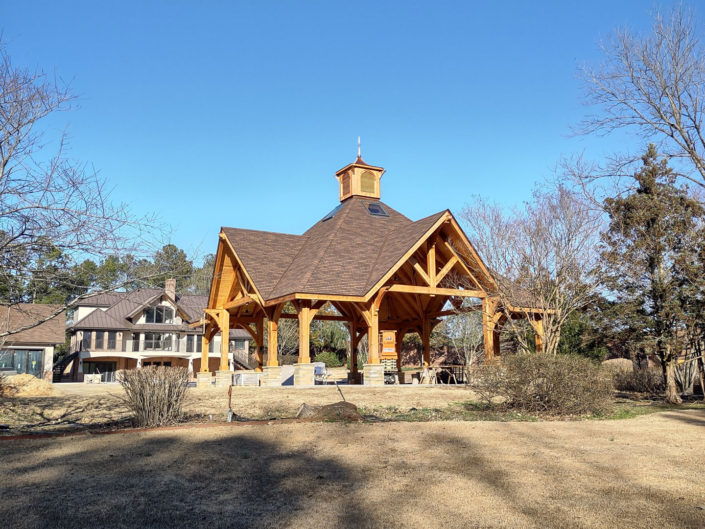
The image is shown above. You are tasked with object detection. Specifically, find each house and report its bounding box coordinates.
[61,279,250,382]
[0,304,66,381]
[199,152,545,387]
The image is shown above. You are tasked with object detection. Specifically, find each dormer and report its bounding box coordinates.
[335,155,385,202]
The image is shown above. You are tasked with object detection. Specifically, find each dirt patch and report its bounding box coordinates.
[296,401,363,421]
[1,411,704,528]
[2,374,58,397]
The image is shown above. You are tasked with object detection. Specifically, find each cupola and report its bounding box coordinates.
[335,141,385,202]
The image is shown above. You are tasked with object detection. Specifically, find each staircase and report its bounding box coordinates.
[52,352,78,383]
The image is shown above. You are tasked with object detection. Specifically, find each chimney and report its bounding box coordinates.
[165,278,176,300]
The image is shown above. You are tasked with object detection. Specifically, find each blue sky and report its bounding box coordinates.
[3,1,697,262]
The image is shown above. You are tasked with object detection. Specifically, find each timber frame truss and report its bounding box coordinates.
[198,213,545,374]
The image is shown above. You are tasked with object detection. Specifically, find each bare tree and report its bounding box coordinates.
[574,5,705,195]
[0,39,158,338]
[439,306,484,383]
[461,184,603,356]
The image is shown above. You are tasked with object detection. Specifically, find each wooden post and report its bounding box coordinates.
[266,319,279,366]
[395,329,404,372]
[297,300,311,364]
[255,317,264,371]
[422,318,431,367]
[219,310,230,372]
[368,309,380,364]
[349,322,359,373]
[200,332,210,372]
[482,298,500,361]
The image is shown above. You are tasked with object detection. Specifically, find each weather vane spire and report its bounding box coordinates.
[357,136,361,158]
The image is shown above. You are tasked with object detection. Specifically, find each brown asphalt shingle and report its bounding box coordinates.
[222,197,448,301]
[0,304,66,345]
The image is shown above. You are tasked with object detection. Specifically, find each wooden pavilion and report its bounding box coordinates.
[198,153,543,386]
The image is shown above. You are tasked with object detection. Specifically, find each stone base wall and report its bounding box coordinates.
[196,371,212,388]
[261,366,282,387]
[363,364,384,386]
[294,363,314,386]
[215,370,233,388]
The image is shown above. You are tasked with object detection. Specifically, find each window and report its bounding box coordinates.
[208,339,214,353]
[366,201,389,217]
[196,335,202,353]
[360,171,376,193]
[82,331,92,350]
[186,334,194,353]
[144,333,172,351]
[107,331,117,350]
[132,333,140,352]
[0,349,43,377]
[94,332,104,349]
[230,339,246,352]
[145,306,174,324]
[342,173,351,196]
[322,204,342,222]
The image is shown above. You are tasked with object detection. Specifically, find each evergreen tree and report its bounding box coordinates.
[601,145,704,403]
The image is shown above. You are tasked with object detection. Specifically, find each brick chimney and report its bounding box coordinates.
[165,278,176,300]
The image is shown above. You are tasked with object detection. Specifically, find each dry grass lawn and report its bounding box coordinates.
[0,384,479,433]
[1,410,704,528]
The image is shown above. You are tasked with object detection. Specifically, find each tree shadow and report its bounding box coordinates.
[0,428,372,529]
[658,408,705,428]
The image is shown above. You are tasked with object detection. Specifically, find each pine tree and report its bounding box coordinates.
[602,145,705,403]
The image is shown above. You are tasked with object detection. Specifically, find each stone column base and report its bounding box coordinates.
[348,372,362,385]
[294,363,315,386]
[215,370,234,388]
[196,372,212,388]
[261,366,282,387]
[363,364,385,386]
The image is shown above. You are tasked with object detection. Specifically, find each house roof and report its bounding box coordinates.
[221,196,449,302]
[1,304,66,345]
[69,287,216,332]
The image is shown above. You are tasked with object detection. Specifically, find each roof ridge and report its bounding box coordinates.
[222,226,301,238]
[298,198,359,294]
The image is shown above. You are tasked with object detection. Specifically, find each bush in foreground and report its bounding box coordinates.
[119,366,189,427]
[613,368,664,394]
[474,354,614,416]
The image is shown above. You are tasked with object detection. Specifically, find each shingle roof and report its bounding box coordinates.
[71,308,130,330]
[69,288,212,331]
[222,196,447,301]
[0,304,66,345]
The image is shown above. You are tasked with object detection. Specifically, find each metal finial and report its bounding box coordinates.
[357,136,361,158]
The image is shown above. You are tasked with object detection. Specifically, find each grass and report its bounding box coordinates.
[2,412,705,528]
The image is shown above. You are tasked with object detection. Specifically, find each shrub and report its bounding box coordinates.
[314,351,343,367]
[119,366,189,427]
[0,373,12,397]
[613,368,664,394]
[473,354,614,416]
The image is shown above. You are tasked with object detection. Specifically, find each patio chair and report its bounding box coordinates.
[313,362,328,384]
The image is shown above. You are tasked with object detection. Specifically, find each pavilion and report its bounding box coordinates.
[197,152,543,386]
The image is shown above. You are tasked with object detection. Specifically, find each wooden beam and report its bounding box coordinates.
[255,317,264,371]
[438,238,483,289]
[224,295,254,310]
[436,255,458,284]
[422,318,431,367]
[411,257,431,286]
[278,312,349,322]
[296,300,312,364]
[387,285,485,297]
[200,332,211,373]
[219,310,230,371]
[427,241,437,287]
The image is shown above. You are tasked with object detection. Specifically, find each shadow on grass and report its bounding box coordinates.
[0,430,371,529]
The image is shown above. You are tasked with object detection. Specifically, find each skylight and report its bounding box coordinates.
[366,202,389,218]
[321,204,343,221]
